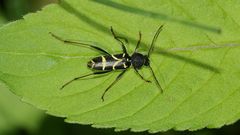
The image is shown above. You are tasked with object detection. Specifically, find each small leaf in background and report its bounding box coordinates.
[0,82,44,134]
[0,0,240,133]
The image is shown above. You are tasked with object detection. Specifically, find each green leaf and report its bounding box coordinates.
[0,0,240,133]
[0,14,44,134]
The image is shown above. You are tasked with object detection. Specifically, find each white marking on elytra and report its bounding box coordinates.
[101,56,106,70]
[123,63,127,68]
[91,60,95,68]
[111,54,125,70]
[111,55,121,60]
[113,61,121,70]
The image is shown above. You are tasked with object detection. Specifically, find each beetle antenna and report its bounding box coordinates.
[149,65,163,93]
[147,25,164,58]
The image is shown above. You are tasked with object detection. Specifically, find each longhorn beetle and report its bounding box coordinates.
[50,25,163,101]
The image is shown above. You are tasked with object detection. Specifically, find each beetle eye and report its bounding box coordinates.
[144,61,149,66]
[143,56,149,66]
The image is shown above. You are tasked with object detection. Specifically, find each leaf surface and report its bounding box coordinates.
[0,14,44,134]
[0,0,240,132]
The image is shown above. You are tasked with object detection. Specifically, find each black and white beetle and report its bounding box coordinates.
[50,25,163,101]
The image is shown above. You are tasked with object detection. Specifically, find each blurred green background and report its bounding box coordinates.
[0,0,240,135]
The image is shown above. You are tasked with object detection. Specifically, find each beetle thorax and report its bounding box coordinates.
[131,53,148,69]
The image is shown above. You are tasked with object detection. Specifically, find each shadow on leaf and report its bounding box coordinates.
[57,0,220,74]
[91,0,221,34]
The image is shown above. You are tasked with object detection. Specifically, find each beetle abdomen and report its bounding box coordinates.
[87,53,131,71]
